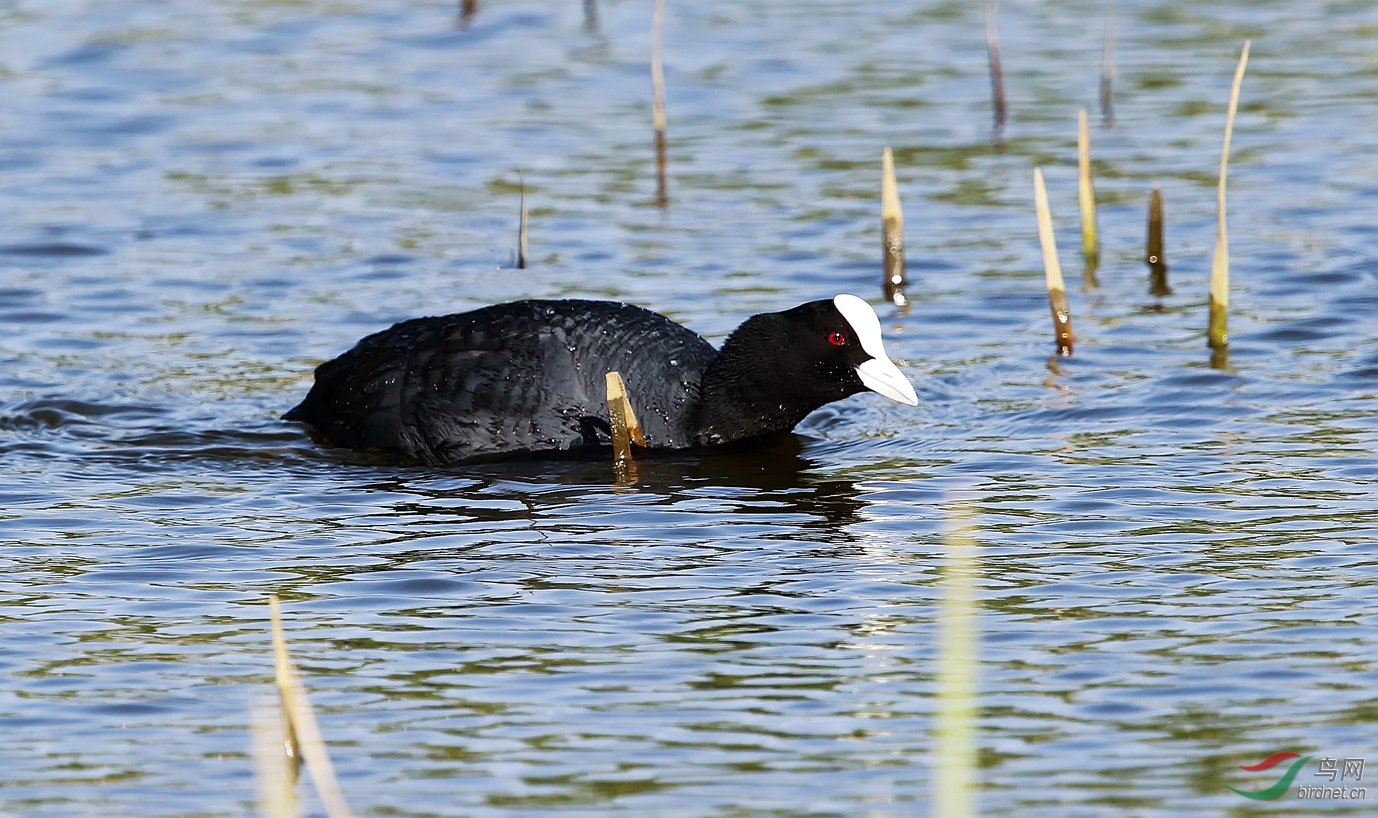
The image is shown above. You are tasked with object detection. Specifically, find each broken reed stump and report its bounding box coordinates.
[1100,1,1116,126]
[605,372,646,480]
[881,147,909,308]
[268,597,355,818]
[1146,184,1170,296]
[1077,108,1100,285]
[517,172,528,270]
[1033,168,1074,355]
[1208,39,1251,350]
[650,0,668,208]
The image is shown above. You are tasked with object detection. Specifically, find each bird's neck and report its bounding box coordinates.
[692,317,814,445]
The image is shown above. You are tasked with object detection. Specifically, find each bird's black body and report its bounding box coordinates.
[286,297,910,465]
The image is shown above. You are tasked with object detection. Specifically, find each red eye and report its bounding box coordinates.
[827,331,847,346]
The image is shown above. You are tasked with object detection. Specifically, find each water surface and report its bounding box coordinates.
[2,1,1377,815]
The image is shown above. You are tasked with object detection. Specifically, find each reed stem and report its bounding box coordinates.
[1034,168,1074,355]
[605,371,645,482]
[1100,1,1116,126]
[1208,40,1251,349]
[269,598,355,818]
[936,502,980,818]
[252,696,299,818]
[984,2,1007,131]
[517,172,528,270]
[1146,184,1170,296]
[881,147,908,307]
[651,0,668,208]
[1077,108,1100,281]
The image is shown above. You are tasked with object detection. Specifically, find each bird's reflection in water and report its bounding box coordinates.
[345,434,867,536]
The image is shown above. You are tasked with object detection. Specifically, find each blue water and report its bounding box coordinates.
[2,1,1377,815]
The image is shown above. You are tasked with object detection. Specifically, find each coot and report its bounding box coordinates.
[285,294,917,464]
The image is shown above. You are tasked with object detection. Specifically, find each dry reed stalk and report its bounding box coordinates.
[252,696,299,818]
[269,597,355,818]
[935,502,979,818]
[984,2,1007,131]
[1034,168,1074,355]
[1077,109,1100,278]
[651,0,668,207]
[881,147,908,307]
[1100,1,1116,126]
[1208,40,1250,349]
[605,372,645,481]
[517,172,528,270]
[458,0,477,28]
[583,0,598,31]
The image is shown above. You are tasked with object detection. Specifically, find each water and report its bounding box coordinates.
[3,0,1377,815]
